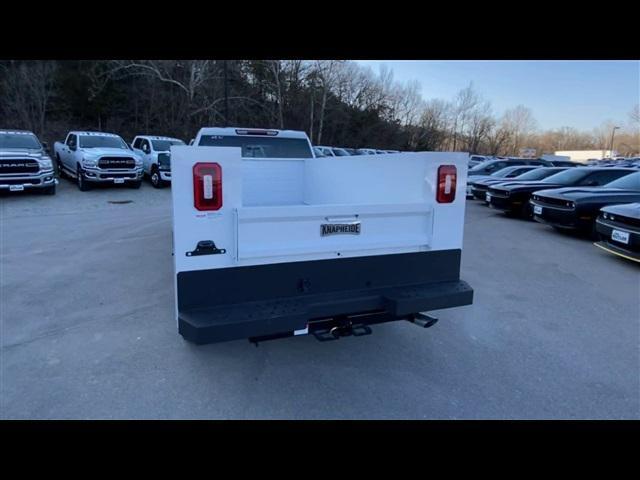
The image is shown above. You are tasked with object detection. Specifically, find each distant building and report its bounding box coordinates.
[519,147,537,158]
[554,150,618,163]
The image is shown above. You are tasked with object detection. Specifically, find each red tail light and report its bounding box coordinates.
[437,165,457,203]
[193,162,222,211]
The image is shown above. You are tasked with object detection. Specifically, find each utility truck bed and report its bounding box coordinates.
[171,128,473,344]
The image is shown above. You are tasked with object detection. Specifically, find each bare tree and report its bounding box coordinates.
[313,60,343,145]
[501,105,538,155]
[410,99,450,151]
[630,104,640,124]
[0,61,57,134]
[464,102,494,154]
[449,83,481,151]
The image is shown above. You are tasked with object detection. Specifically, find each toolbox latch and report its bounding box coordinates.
[186,240,226,257]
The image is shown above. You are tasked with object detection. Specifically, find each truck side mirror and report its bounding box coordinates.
[69,144,77,151]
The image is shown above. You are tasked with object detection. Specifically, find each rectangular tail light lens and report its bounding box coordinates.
[437,165,457,203]
[193,162,222,211]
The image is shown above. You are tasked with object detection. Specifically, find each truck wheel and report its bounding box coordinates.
[150,167,164,189]
[56,154,66,179]
[129,180,142,189]
[77,165,91,191]
[42,185,56,195]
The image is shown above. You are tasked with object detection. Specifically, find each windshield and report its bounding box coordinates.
[469,161,496,172]
[80,135,128,149]
[604,172,640,190]
[490,166,520,177]
[152,139,185,151]
[198,135,313,158]
[0,133,41,149]
[516,168,565,181]
[542,169,590,184]
[332,148,350,156]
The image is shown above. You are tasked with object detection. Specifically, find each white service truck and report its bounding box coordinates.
[54,131,144,190]
[131,135,185,188]
[0,130,57,194]
[171,127,473,344]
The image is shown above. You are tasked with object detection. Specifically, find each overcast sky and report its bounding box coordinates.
[355,60,639,131]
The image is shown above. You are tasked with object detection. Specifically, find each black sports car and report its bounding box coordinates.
[467,157,550,177]
[593,203,640,263]
[468,165,541,200]
[530,171,640,236]
[487,167,634,219]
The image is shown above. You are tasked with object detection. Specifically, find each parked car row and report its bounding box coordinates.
[0,129,189,195]
[585,157,640,168]
[313,146,400,157]
[3,128,408,195]
[466,160,640,263]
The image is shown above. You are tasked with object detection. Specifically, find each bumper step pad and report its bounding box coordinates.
[179,280,473,344]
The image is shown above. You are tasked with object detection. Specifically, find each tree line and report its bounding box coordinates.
[1,60,638,156]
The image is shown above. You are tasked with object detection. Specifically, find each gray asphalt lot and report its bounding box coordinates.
[1,179,638,419]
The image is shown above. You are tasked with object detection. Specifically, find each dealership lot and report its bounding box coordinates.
[1,182,638,419]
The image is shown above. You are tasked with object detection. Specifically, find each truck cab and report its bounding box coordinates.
[171,127,473,344]
[131,135,185,188]
[0,130,57,195]
[54,131,144,191]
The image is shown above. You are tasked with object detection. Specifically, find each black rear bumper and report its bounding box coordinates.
[177,250,473,344]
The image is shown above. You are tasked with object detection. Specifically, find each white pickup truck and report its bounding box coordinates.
[171,127,473,344]
[131,135,185,188]
[54,131,144,190]
[0,130,57,194]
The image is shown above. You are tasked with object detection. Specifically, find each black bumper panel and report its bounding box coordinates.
[177,250,473,344]
[594,241,640,263]
[594,219,640,262]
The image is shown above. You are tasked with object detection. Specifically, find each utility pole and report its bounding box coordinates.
[224,60,229,127]
[609,126,620,158]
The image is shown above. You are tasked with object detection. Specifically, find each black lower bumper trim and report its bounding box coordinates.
[178,279,473,344]
[177,250,473,344]
[594,241,640,263]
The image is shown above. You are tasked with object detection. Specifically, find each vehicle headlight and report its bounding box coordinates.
[40,158,53,170]
[83,157,98,167]
[135,157,143,167]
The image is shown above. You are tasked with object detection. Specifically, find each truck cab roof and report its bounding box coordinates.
[134,135,183,141]
[196,127,309,140]
[0,129,37,135]
[69,131,121,138]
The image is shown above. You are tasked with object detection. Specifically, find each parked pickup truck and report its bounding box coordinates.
[171,127,473,345]
[54,131,143,191]
[131,135,185,188]
[0,130,57,194]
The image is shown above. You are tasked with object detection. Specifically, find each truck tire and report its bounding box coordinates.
[56,154,66,179]
[150,166,164,189]
[77,165,91,191]
[129,179,142,189]
[42,185,56,195]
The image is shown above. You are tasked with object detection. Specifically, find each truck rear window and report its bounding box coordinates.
[198,136,313,158]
